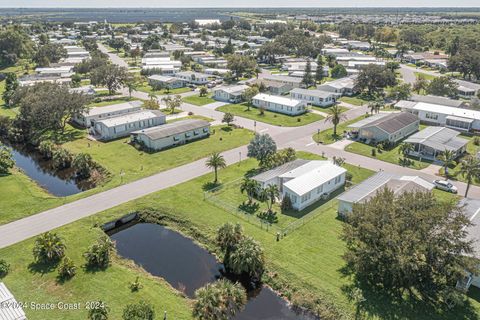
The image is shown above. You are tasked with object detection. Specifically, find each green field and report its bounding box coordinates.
[136,82,192,95]
[414,72,437,81]
[217,103,324,127]
[182,94,216,106]
[339,96,368,106]
[313,115,368,145]
[0,153,474,320]
[87,97,139,108]
[345,141,432,170]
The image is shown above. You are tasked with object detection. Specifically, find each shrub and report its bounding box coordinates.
[72,153,95,178]
[52,148,74,169]
[0,259,10,277]
[474,136,480,146]
[33,232,66,263]
[58,257,76,280]
[38,141,56,159]
[281,195,292,211]
[88,301,109,320]
[371,148,376,156]
[122,301,155,320]
[84,236,115,269]
[129,276,143,292]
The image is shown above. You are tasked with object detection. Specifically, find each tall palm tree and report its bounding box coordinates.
[126,80,137,98]
[398,143,414,161]
[460,156,480,197]
[205,152,226,184]
[240,178,259,204]
[261,184,279,213]
[438,149,457,179]
[325,104,347,137]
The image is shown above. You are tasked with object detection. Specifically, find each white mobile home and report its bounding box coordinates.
[131,119,211,151]
[93,110,166,141]
[147,75,185,90]
[73,100,143,128]
[252,160,347,211]
[396,100,480,132]
[252,93,307,116]
[317,76,357,97]
[213,85,249,103]
[290,88,336,107]
[175,71,210,85]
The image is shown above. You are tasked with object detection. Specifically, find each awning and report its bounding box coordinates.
[446,115,474,124]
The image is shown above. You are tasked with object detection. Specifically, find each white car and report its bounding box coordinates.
[433,180,458,193]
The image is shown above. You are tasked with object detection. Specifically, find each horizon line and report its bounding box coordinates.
[3,6,480,9]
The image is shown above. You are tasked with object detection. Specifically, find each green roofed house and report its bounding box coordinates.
[131,119,211,151]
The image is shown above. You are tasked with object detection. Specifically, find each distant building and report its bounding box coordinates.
[147,75,185,90]
[455,80,480,99]
[317,76,357,96]
[175,71,210,85]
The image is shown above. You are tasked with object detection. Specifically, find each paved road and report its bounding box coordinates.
[98,43,129,68]
[399,64,440,84]
[1,49,478,249]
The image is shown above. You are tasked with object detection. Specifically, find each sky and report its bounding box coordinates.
[1,0,479,8]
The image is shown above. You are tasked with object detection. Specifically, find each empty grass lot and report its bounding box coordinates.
[0,153,474,320]
[217,102,324,127]
[136,82,192,95]
[345,141,432,170]
[182,94,216,106]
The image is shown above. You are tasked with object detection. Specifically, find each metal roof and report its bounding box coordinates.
[253,93,304,107]
[349,112,418,134]
[404,126,469,152]
[411,94,465,108]
[398,101,480,120]
[337,172,433,204]
[132,119,210,140]
[86,100,143,117]
[0,283,26,320]
[283,161,347,196]
[252,159,309,183]
[458,198,480,257]
[97,110,165,127]
[290,88,335,98]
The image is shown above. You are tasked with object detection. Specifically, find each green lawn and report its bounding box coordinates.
[414,72,436,81]
[1,154,475,320]
[345,141,432,170]
[182,94,216,106]
[87,97,139,108]
[0,126,253,225]
[312,104,349,115]
[217,103,324,127]
[313,115,368,145]
[339,96,368,106]
[0,169,65,225]
[136,82,192,95]
[62,125,254,189]
[440,136,480,186]
[167,115,214,123]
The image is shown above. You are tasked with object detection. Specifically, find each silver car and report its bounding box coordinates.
[433,180,458,193]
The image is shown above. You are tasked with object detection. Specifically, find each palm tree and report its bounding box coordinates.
[438,149,457,179]
[325,104,347,137]
[398,143,414,161]
[33,232,66,263]
[228,236,265,280]
[460,156,480,197]
[368,98,384,114]
[240,178,259,204]
[162,94,182,114]
[88,301,109,320]
[125,80,137,98]
[261,184,279,213]
[193,279,247,320]
[205,152,226,184]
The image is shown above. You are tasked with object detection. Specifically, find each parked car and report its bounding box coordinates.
[433,180,458,193]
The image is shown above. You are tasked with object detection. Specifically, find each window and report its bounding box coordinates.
[185,132,191,138]
[301,192,311,203]
[335,176,341,184]
[316,185,323,194]
[203,128,209,133]
[193,130,199,136]
[173,136,180,141]
[425,112,438,120]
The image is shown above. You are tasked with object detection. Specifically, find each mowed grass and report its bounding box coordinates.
[217,102,324,127]
[0,169,65,225]
[62,125,254,187]
[313,115,368,145]
[415,72,437,81]
[339,96,368,106]
[182,94,216,106]
[136,83,192,95]
[0,210,193,320]
[87,97,139,108]
[345,141,432,170]
[1,154,475,320]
